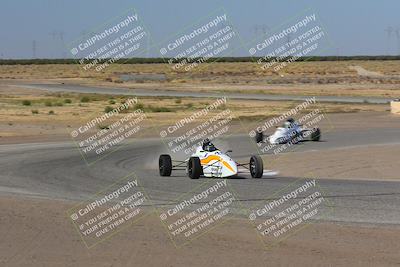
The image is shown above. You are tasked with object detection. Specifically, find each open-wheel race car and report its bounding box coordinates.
[159,139,264,179]
[255,118,321,145]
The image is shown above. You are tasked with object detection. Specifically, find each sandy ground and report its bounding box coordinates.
[348,65,384,78]
[0,195,400,267]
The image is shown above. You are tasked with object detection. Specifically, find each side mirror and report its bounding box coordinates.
[226,150,232,153]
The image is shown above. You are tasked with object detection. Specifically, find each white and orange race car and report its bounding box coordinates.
[159,139,264,179]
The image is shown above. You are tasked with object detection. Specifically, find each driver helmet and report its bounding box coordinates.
[202,138,216,151]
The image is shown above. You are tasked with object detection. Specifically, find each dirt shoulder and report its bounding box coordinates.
[0,195,399,267]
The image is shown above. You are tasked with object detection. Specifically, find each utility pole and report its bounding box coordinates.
[146,32,151,58]
[253,25,259,36]
[49,30,66,58]
[261,25,268,35]
[395,27,400,55]
[59,31,66,58]
[253,24,269,36]
[32,40,37,58]
[385,26,393,54]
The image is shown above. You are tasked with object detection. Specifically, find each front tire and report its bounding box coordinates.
[187,157,202,179]
[250,155,263,178]
[311,128,321,141]
[159,154,172,176]
[255,130,264,143]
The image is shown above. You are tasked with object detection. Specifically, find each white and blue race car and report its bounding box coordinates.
[255,118,321,144]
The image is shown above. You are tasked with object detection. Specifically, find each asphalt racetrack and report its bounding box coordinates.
[1,127,400,225]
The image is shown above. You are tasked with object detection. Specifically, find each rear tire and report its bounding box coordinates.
[255,130,264,143]
[250,155,263,178]
[159,154,172,176]
[187,157,202,179]
[311,128,321,141]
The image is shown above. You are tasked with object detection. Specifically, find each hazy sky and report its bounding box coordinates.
[1,0,399,58]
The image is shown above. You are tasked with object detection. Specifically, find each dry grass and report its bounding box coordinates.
[0,61,396,140]
[1,60,399,81]
[0,84,387,140]
[1,61,399,98]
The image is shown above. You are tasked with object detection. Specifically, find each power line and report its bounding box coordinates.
[253,24,269,36]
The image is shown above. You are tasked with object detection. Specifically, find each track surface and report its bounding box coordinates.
[2,83,400,225]
[20,83,393,104]
[1,127,400,225]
